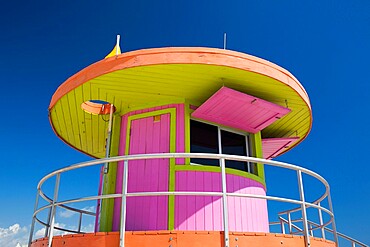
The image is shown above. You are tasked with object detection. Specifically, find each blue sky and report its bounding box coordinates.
[0,0,369,246]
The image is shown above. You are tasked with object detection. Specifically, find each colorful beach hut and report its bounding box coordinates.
[29,40,366,247]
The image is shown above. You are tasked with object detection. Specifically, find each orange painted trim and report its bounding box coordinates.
[31,231,335,247]
[49,47,310,111]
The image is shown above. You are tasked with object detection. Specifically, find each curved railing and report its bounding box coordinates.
[28,153,367,247]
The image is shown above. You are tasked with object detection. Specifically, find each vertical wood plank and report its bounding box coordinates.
[176,171,187,230]
[212,172,222,230]
[195,171,205,230]
[203,171,213,230]
[187,171,196,230]
[176,104,185,164]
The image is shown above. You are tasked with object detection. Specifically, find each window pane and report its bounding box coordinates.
[190,120,219,166]
[221,130,248,171]
[249,163,258,175]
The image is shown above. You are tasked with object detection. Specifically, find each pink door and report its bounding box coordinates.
[125,114,170,230]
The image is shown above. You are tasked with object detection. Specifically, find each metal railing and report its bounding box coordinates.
[28,153,367,247]
[270,217,368,247]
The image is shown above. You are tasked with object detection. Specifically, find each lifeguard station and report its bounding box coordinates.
[28,39,368,247]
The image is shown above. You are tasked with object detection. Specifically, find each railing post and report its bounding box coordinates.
[44,207,52,237]
[48,173,61,247]
[297,170,310,247]
[318,202,326,239]
[119,160,129,247]
[78,212,83,232]
[327,192,339,247]
[288,212,292,234]
[309,223,314,236]
[220,158,230,247]
[28,190,40,247]
[280,218,286,234]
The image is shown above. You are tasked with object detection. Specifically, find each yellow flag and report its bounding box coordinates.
[105,35,121,58]
[105,44,121,58]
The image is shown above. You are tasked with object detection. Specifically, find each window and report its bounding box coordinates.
[190,120,258,175]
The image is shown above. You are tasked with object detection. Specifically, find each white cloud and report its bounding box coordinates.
[35,223,67,238]
[0,220,95,247]
[59,209,75,218]
[33,221,94,239]
[34,227,45,238]
[81,223,94,233]
[59,206,95,218]
[0,223,28,247]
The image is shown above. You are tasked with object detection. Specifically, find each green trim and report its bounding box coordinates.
[126,108,176,122]
[119,99,186,116]
[168,109,176,230]
[174,164,266,188]
[183,115,266,188]
[184,102,191,165]
[125,108,177,154]
[252,131,265,182]
[99,115,121,232]
[125,108,177,231]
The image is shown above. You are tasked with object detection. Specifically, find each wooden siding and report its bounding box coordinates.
[175,171,269,232]
[128,114,170,230]
[113,114,170,231]
[112,104,185,231]
[192,87,290,134]
[262,137,299,159]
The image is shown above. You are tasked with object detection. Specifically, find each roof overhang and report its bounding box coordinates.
[48,47,312,158]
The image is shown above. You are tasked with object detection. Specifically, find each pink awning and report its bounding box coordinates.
[192,87,291,133]
[262,137,299,159]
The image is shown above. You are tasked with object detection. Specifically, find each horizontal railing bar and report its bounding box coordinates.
[33,194,123,217]
[307,220,368,247]
[278,216,303,232]
[34,190,333,235]
[33,216,87,235]
[277,198,328,216]
[34,216,49,227]
[229,192,334,218]
[33,204,52,217]
[52,226,86,234]
[38,191,53,203]
[36,190,330,216]
[272,218,331,233]
[38,153,330,196]
[306,220,332,232]
[127,191,223,197]
[272,217,365,247]
[270,218,304,226]
[57,204,96,216]
[37,191,95,216]
[272,215,333,233]
[37,153,330,215]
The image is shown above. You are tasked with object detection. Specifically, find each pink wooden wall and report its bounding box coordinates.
[175,171,269,232]
[117,113,170,231]
[112,103,268,233]
[112,104,185,231]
